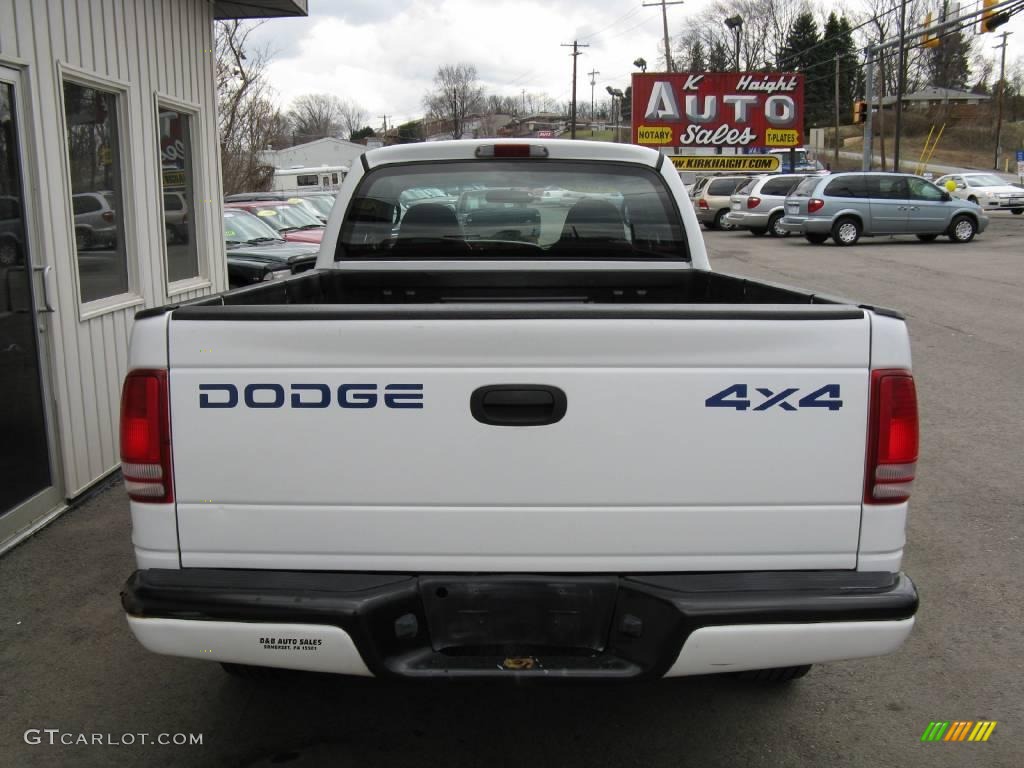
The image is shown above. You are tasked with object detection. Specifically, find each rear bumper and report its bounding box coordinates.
[724,211,770,228]
[780,215,832,235]
[122,569,918,680]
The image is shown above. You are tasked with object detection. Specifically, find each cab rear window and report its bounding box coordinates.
[336,160,690,261]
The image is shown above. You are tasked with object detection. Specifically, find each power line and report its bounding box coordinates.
[582,6,644,43]
[601,15,660,42]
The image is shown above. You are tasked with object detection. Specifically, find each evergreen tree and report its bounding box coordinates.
[781,12,830,127]
[708,40,731,72]
[688,40,707,73]
[820,14,861,120]
[927,2,971,90]
[837,17,863,101]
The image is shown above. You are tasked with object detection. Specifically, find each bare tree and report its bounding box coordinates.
[338,100,368,139]
[287,93,346,142]
[216,20,286,194]
[423,63,486,139]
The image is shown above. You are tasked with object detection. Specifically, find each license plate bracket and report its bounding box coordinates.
[418,576,618,653]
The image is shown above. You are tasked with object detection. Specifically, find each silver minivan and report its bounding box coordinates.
[725,174,808,237]
[780,172,988,245]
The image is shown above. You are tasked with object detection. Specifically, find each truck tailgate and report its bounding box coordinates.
[168,309,870,571]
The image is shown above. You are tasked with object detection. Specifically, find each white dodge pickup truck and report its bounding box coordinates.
[120,140,918,682]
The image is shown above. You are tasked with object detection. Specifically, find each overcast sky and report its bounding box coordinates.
[251,0,1024,130]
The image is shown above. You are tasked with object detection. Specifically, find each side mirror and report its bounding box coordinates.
[941,191,951,202]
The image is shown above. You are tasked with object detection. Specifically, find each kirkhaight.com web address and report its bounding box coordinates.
[24,729,203,746]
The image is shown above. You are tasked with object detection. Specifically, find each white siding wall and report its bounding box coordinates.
[0,0,226,496]
[261,139,366,170]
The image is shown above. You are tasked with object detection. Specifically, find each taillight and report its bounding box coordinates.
[120,369,173,503]
[808,198,825,213]
[102,210,115,223]
[698,199,709,209]
[865,369,918,504]
[747,196,761,209]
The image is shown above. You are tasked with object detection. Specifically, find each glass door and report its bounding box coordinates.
[0,65,64,550]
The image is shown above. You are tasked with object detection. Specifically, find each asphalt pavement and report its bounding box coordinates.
[1,215,1022,767]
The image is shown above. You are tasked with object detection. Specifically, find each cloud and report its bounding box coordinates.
[257,0,669,123]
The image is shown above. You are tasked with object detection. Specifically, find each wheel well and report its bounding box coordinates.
[833,212,864,229]
[952,212,978,227]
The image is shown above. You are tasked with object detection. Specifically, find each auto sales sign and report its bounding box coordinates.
[631,72,804,149]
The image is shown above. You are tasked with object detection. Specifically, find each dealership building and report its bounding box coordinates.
[0,0,308,552]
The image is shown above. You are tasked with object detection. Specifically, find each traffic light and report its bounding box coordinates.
[981,0,1009,33]
[921,13,941,48]
[853,100,867,125]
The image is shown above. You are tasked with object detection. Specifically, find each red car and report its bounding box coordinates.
[223,201,325,244]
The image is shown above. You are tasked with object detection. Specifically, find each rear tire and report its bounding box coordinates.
[220,663,292,682]
[736,665,812,683]
[767,212,788,237]
[1012,208,1023,215]
[831,217,861,246]
[916,234,938,242]
[714,209,733,231]
[804,233,829,245]
[948,215,977,243]
[75,227,93,251]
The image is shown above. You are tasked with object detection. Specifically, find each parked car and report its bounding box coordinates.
[225,190,337,219]
[694,175,759,230]
[223,201,325,244]
[455,188,542,243]
[781,172,989,245]
[222,209,319,287]
[725,174,808,237]
[933,172,1024,214]
[688,175,710,200]
[163,191,189,244]
[298,193,336,220]
[72,192,117,250]
[121,139,919,683]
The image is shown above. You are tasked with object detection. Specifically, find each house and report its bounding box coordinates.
[880,87,991,108]
[0,0,309,553]
[258,136,367,171]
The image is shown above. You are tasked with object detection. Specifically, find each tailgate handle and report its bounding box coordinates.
[471,385,567,427]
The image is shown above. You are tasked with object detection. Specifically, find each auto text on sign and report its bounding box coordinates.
[631,72,805,149]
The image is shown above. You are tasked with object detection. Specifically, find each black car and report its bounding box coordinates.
[223,209,319,288]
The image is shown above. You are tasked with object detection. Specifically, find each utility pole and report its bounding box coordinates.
[378,114,390,134]
[834,52,840,168]
[893,0,907,172]
[993,31,1011,170]
[588,68,600,136]
[862,46,874,171]
[561,40,589,139]
[879,49,887,171]
[521,88,526,116]
[643,0,685,72]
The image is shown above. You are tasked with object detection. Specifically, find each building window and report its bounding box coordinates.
[158,106,199,283]
[63,81,129,303]
[331,173,339,185]
[296,174,318,186]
